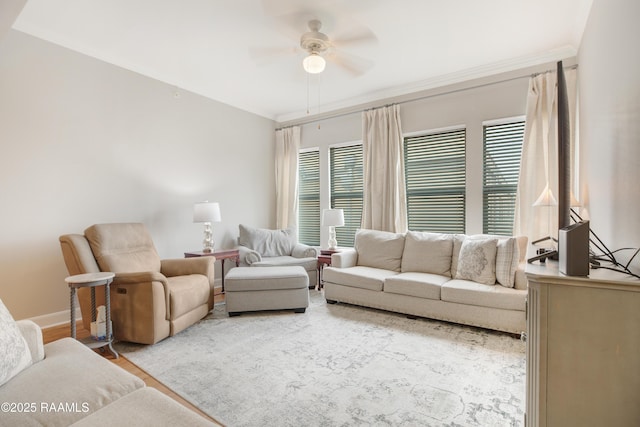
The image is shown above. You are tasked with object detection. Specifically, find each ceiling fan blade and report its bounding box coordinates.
[326,50,374,77]
[331,27,378,47]
[248,46,299,66]
[261,0,381,18]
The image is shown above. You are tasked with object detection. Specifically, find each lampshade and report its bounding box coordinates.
[322,209,344,227]
[193,202,221,223]
[303,53,326,74]
[533,185,558,207]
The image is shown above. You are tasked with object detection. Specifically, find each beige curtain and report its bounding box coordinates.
[361,104,408,233]
[514,68,578,241]
[275,126,300,230]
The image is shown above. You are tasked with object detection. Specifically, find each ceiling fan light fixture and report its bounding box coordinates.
[303,53,325,74]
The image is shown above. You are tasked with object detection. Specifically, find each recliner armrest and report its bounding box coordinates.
[112,272,171,321]
[161,257,214,280]
[17,319,44,363]
[332,248,358,268]
[113,271,168,285]
[291,243,318,259]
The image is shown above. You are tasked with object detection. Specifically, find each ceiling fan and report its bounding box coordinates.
[251,17,377,76]
[300,19,330,74]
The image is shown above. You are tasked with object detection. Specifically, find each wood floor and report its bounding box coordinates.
[42,298,225,426]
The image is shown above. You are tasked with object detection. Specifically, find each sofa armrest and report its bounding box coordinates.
[291,243,318,259]
[237,245,262,265]
[16,320,44,363]
[514,263,528,290]
[332,248,358,268]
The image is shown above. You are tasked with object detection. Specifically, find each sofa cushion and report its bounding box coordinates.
[70,387,217,427]
[401,231,453,276]
[384,272,449,300]
[225,266,308,292]
[323,266,398,292]
[252,255,317,271]
[0,299,32,387]
[454,236,498,285]
[0,337,144,426]
[238,224,296,257]
[355,229,405,272]
[441,279,527,311]
[495,237,520,288]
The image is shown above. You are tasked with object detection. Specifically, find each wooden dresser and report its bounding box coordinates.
[525,260,640,426]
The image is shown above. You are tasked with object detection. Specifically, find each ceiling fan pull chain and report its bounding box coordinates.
[306,72,310,115]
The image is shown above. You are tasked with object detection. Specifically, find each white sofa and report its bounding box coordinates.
[0,299,217,427]
[323,229,528,334]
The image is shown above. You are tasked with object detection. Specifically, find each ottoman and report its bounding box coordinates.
[225,266,309,316]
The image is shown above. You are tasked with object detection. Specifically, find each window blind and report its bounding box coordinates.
[330,144,363,247]
[298,149,320,246]
[404,129,466,233]
[483,120,525,235]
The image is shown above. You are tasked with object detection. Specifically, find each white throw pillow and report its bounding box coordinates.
[450,234,466,278]
[355,229,405,272]
[401,231,453,276]
[495,237,520,288]
[455,236,498,285]
[238,224,296,257]
[0,298,33,386]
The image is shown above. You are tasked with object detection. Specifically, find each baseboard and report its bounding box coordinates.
[28,307,82,329]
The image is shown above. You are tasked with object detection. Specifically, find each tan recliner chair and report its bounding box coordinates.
[59,223,215,344]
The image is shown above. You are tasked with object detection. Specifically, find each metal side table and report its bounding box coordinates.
[65,272,118,358]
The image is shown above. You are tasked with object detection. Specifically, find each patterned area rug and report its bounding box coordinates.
[116,291,525,426]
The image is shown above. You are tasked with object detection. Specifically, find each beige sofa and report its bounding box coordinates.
[0,303,216,426]
[323,229,528,334]
[236,224,318,286]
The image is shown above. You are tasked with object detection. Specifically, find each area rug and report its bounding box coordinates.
[115,291,525,427]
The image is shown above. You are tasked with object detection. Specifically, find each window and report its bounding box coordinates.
[483,120,525,235]
[404,129,466,233]
[330,144,363,247]
[298,149,320,246]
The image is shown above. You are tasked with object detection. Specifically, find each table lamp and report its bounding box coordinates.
[322,208,344,250]
[193,201,221,253]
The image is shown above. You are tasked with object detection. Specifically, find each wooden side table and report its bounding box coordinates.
[317,249,340,290]
[65,272,118,359]
[184,248,240,293]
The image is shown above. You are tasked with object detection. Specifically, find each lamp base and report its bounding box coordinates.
[327,226,337,251]
[202,223,215,253]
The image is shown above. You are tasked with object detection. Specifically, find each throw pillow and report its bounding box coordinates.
[455,236,498,285]
[495,237,520,288]
[238,224,296,257]
[450,234,466,278]
[244,250,262,265]
[355,229,405,272]
[401,231,453,276]
[0,299,33,386]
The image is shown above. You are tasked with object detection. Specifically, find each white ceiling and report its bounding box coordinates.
[12,0,593,123]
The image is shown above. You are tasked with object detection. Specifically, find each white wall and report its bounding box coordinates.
[0,30,275,322]
[578,0,640,272]
[295,65,567,246]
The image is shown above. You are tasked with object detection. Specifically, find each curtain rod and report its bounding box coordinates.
[276,63,579,131]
